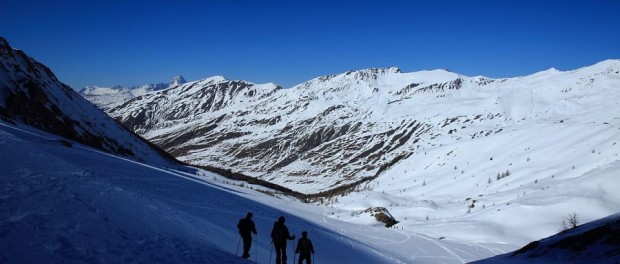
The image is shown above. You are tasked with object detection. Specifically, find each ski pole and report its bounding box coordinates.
[293,252,296,264]
[236,235,240,256]
[269,241,273,264]
[254,233,258,263]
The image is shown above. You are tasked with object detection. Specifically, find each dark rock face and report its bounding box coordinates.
[0,37,176,165]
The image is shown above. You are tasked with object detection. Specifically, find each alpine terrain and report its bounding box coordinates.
[2,34,619,263]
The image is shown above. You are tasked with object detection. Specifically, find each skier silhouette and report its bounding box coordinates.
[271,216,295,264]
[237,212,257,259]
[295,231,315,264]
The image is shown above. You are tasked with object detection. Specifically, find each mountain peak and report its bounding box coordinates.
[345,67,401,77]
[169,75,186,86]
[297,67,402,88]
[529,67,561,77]
[193,75,228,85]
[0,36,9,49]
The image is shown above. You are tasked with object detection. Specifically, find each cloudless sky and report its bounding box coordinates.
[1,0,619,89]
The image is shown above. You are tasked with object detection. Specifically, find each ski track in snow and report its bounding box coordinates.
[411,233,465,264]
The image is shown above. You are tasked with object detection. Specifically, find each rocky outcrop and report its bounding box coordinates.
[363,207,399,227]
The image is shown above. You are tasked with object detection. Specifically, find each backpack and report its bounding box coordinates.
[271,221,287,242]
[237,218,253,235]
[297,238,313,255]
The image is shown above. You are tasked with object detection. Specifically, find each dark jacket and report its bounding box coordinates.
[295,237,315,255]
[271,221,293,243]
[237,217,257,237]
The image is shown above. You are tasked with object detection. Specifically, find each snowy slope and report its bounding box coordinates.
[473,213,620,263]
[0,36,174,165]
[79,75,186,110]
[0,120,512,263]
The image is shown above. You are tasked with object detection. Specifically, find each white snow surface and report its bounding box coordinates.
[0,121,517,263]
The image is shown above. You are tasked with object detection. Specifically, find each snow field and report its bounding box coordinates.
[2,121,511,263]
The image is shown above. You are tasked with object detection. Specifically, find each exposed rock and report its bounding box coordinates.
[363,207,399,228]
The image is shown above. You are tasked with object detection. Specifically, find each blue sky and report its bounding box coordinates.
[1,0,619,89]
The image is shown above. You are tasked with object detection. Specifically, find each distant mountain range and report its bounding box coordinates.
[79,75,186,110]
[85,57,620,198]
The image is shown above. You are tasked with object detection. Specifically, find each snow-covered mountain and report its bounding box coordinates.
[79,75,186,110]
[0,37,176,165]
[102,60,620,196]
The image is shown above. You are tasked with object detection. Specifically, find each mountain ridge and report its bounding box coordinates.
[98,59,620,196]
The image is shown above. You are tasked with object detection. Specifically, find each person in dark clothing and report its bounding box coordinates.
[271,216,295,264]
[295,231,315,264]
[237,212,257,259]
